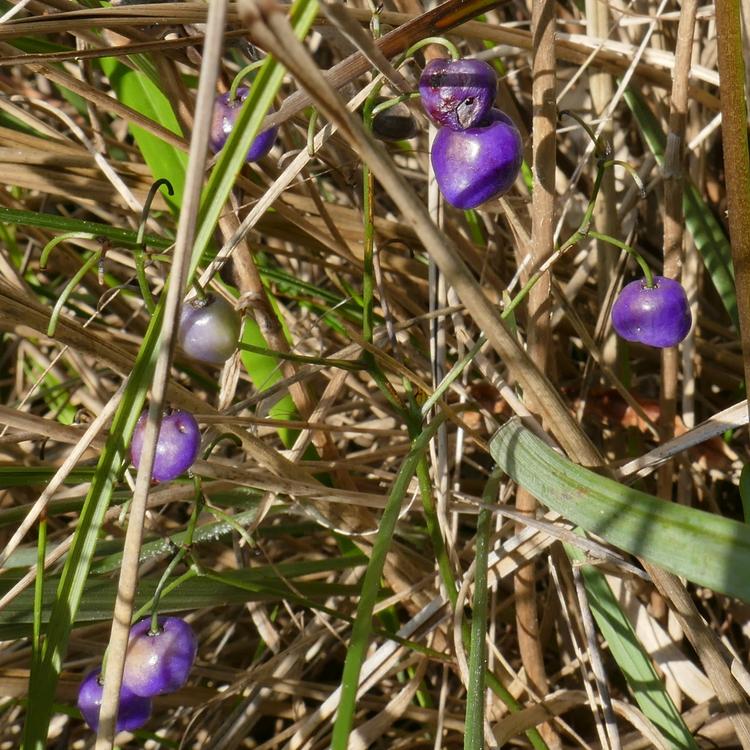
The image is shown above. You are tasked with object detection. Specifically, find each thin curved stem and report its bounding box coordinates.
[135,179,174,315]
[47,251,102,336]
[40,232,98,268]
[402,35,461,61]
[589,230,654,286]
[229,60,265,102]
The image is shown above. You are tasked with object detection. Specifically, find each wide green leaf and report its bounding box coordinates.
[99,57,187,211]
[490,418,750,602]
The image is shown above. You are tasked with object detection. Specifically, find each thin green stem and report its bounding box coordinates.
[603,159,646,198]
[32,513,47,660]
[47,251,102,337]
[559,109,611,160]
[588,230,654,286]
[238,342,365,370]
[40,232,97,268]
[307,108,319,156]
[144,486,203,631]
[135,179,173,315]
[370,92,421,118]
[135,179,174,247]
[402,36,461,61]
[501,130,656,317]
[229,60,265,102]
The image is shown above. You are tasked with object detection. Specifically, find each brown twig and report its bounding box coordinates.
[514,0,557,743]
[657,0,697,500]
[715,0,750,425]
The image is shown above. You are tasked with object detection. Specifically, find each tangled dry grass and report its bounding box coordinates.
[1,0,749,748]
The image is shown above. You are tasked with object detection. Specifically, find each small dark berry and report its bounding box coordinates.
[371,98,418,142]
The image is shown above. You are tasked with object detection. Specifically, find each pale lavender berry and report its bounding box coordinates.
[178,294,241,365]
[419,58,497,131]
[77,668,152,733]
[122,616,198,697]
[210,86,278,162]
[130,410,200,482]
[611,275,692,348]
[431,108,523,209]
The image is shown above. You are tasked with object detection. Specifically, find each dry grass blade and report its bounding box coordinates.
[2,0,749,746]
[94,2,228,745]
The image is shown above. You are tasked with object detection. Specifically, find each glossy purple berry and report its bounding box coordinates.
[431,108,523,209]
[130,410,201,482]
[210,86,278,162]
[178,294,241,365]
[611,275,692,348]
[122,616,198,697]
[77,668,152,733]
[419,58,497,131]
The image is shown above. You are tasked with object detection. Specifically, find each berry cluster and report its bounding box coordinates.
[77,616,197,734]
[419,59,523,210]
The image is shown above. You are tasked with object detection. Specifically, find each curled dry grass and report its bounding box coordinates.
[0,0,748,748]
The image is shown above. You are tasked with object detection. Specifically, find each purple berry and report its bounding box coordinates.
[178,294,241,365]
[77,668,152,733]
[122,617,198,697]
[611,275,692,348]
[130,410,201,482]
[209,86,278,162]
[419,58,497,131]
[431,108,523,209]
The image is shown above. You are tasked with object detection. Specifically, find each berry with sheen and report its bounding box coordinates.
[210,87,278,162]
[122,616,198,697]
[130,410,201,482]
[77,668,152,733]
[431,108,523,209]
[611,275,692,348]
[178,294,241,365]
[419,58,497,131]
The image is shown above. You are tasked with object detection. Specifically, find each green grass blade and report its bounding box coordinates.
[465,469,502,750]
[192,0,319,267]
[0,206,171,249]
[566,545,698,749]
[0,557,366,640]
[194,0,319,446]
[21,306,164,749]
[624,88,738,328]
[490,418,750,602]
[330,412,448,750]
